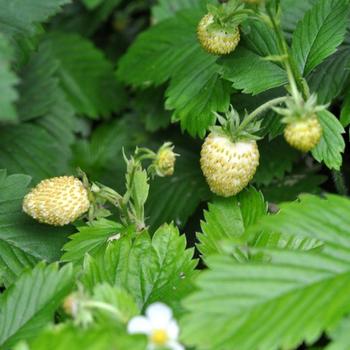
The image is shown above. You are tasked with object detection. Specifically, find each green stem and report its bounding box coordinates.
[84,301,125,322]
[265,6,307,99]
[237,96,289,133]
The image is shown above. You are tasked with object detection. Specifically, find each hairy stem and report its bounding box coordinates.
[237,96,289,133]
[265,6,307,100]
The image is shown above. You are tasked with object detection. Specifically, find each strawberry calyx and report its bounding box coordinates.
[211,105,262,143]
[206,0,252,34]
[273,93,328,125]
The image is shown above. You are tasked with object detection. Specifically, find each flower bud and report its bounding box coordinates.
[154,143,177,177]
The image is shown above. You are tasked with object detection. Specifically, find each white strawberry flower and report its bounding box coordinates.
[127,302,184,350]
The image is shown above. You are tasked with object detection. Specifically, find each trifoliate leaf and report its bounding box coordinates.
[291,0,350,76]
[0,263,73,348]
[312,110,345,170]
[81,223,197,312]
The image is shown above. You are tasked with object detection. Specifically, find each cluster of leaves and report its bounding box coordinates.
[1,0,350,349]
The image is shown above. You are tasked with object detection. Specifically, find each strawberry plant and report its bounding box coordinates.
[1,0,350,349]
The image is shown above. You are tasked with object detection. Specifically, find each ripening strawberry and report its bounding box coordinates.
[197,14,240,55]
[200,133,259,197]
[284,115,322,152]
[23,176,90,226]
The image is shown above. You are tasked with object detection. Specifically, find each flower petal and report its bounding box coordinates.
[166,320,180,340]
[146,302,173,328]
[168,341,185,350]
[127,316,152,335]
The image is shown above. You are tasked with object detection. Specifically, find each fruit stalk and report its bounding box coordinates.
[237,96,289,133]
[264,5,307,99]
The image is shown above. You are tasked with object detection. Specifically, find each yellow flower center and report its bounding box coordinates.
[150,329,169,346]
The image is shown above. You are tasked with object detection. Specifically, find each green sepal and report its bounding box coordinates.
[206,0,252,33]
[273,94,329,124]
[210,105,262,142]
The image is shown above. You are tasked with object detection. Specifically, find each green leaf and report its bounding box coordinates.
[17,44,60,121]
[242,20,280,58]
[250,194,350,252]
[0,263,74,348]
[0,85,76,183]
[220,47,288,95]
[130,169,149,221]
[254,137,299,186]
[92,283,139,324]
[134,87,171,132]
[260,171,326,203]
[0,0,71,39]
[82,0,103,10]
[43,32,125,118]
[0,122,72,183]
[340,89,350,128]
[326,317,350,350]
[166,52,231,137]
[117,10,204,87]
[0,170,72,285]
[118,9,230,137]
[0,242,38,288]
[182,251,350,350]
[197,187,267,258]
[291,0,350,76]
[62,219,125,263]
[146,148,210,231]
[312,110,345,170]
[0,34,18,123]
[308,47,350,103]
[17,325,146,350]
[281,0,315,39]
[81,223,197,312]
[182,194,350,350]
[152,0,204,23]
[72,117,145,184]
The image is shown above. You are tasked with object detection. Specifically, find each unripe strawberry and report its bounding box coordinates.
[23,176,90,226]
[200,133,259,197]
[197,14,240,55]
[284,115,322,152]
